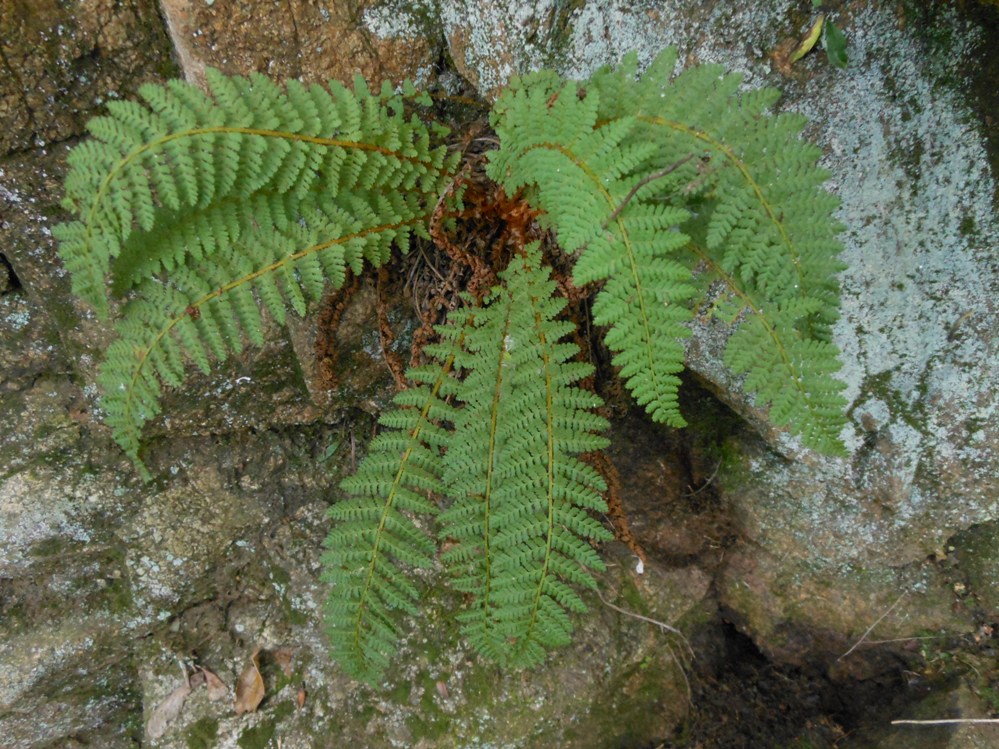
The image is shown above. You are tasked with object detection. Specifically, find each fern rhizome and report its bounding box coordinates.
[55,48,848,684]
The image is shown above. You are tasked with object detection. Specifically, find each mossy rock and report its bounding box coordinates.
[954,523,999,618]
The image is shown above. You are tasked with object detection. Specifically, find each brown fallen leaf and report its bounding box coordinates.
[296,686,306,710]
[233,647,265,715]
[203,668,229,702]
[146,683,192,739]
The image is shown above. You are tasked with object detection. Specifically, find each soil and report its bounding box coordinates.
[655,624,913,749]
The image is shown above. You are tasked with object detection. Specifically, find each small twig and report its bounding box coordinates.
[596,589,693,660]
[683,459,721,497]
[471,135,501,148]
[892,719,999,726]
[665,641,692,703]
[417,244,447,284]
[859,634,954,646]
[571,155,697,262]
[598,589,695,706]
[839,590,908,660]
[601,154,695,229]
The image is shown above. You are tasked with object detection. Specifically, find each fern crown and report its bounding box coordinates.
[56,48,847,683]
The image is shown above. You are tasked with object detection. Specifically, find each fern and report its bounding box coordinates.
[438,245,610,668]
[487,49,847,453]
[55,48,849,683]
[322,321,462,683]
[54,71,455,474]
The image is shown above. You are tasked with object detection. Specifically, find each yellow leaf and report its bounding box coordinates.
[790,15,825,64]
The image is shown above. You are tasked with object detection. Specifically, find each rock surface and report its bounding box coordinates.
[1,1,998,748]
[0,0,176,155]
[158,0,441,87]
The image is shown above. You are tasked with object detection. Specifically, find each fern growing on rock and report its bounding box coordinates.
[55,48,848,684]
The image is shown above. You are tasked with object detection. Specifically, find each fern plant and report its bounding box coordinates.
[55,48,848,684]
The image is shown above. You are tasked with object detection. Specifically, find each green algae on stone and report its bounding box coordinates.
[953,522,999,619]
[185,715,220,749]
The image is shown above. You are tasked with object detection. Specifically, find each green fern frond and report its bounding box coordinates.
[488,47,847,450]
[109,189,306,295]
[487,71,698,428]
[684,238,848,454]
[56,71,455,473]
[98,207,432,475]
[602,49,846,329]
[439,245,611,667]
[322,321,464,685]
[611,48,848,449]
[56,69,453,319]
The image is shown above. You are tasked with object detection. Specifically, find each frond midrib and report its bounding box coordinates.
[349,344,456,671]
[474,297,516,647]
[517,285,558,653]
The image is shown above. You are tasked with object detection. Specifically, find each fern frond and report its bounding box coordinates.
[610,47,848,449]
[56,70,454,319]
[322,321,464,684]
[487,73,698,427]
[56,71,457,473]
[489,48,847,451]
[98,207,431,474]
[439,245,611,666]
[685,239,848,454]
[604,49,846,327]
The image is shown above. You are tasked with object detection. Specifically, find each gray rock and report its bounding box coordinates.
[681,2,998,660]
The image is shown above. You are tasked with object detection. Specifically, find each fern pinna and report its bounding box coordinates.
[56,48,848,683]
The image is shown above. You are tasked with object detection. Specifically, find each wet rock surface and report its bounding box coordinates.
[1,1,998,748]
